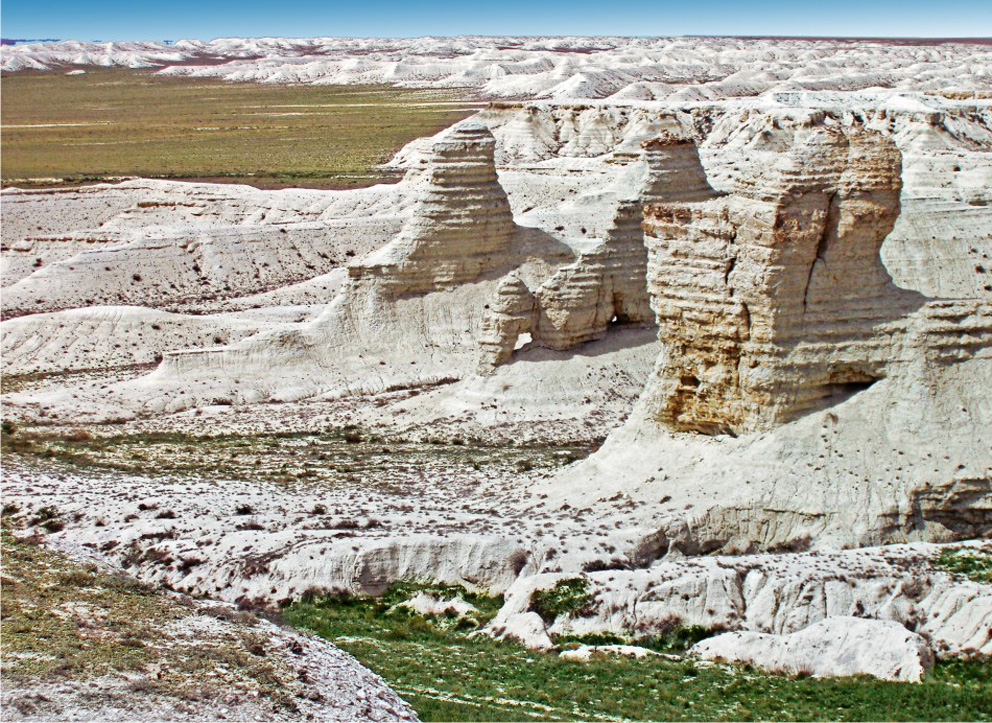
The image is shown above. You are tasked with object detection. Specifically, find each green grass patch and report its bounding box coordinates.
[285,587,992,721]
[1,69,480,189]
[933,546,992,583]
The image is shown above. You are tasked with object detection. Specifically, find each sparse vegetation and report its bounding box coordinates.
[0,525,303,713]
[933,546,992,583]
[286,585,992,721]
[1,427,593,485]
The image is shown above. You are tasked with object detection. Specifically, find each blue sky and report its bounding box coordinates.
[2,0,989,41]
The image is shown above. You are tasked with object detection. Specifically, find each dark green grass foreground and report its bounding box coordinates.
[1,70,480,189]
[285,588,992,722]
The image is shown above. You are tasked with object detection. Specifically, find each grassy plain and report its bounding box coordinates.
[1,69,480,188]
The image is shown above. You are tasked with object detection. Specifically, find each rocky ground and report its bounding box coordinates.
[0,521,416,720]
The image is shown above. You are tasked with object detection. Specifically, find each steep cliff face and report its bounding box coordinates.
[545,113,991,552]
[644,117,928,435]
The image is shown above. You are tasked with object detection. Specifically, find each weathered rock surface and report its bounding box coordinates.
[2,55,991,689]
[476,133,711,369]
[490,612,554,651]
[690,617,934,682]
[353,122,519,295]
[489,543,992,658]
[548,110,991,555]
[6,37,988,102]
[642,115,982,435]
[1,180,411,317]
[396,593,479,619]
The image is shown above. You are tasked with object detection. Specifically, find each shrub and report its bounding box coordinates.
[933,546,992,583]
[30,505,60,526]
[64,428,92,442]
[637,619,725,653]
[235,504,255,516]
[41,518,65,533]
[530,578,592,624]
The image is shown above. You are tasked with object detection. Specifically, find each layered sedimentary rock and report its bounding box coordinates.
[547,110,990,554]
[1,180,410,317]
[353,122,519,296]
[644,116,931,435]
[477,133,715,369]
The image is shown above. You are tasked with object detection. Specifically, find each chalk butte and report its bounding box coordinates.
[645,115,925,434]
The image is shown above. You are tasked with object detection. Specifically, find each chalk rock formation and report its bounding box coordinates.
[354,122,518,295]
[477,133,714,369]
[396,593,479,620]
[691,617,934,682]
[644,116,929,435]
[549,112,990,553]
[559,645,661,661]
[488,543,992,659]
[490,612,554,651]
[1,180,410,317]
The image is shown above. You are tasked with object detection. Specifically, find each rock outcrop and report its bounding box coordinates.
[691,617,934,682]
[477,133,714,369]
[353,122,519,296]
[643,117,930,435]
[488,542,992,659]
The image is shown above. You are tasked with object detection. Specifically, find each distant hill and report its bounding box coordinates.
[1,38,61,45]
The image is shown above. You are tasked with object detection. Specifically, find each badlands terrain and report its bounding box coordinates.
[1,35,991,720]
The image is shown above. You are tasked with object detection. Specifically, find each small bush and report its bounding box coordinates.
[64,428,92,442]
[637,621,725,654]
[29,505,60,526]
[41,518,65,533]
[530,578,592,624]
[934,546,992,583]
[235,504,255,516]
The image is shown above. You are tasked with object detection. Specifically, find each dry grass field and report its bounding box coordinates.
[1,69,480,189]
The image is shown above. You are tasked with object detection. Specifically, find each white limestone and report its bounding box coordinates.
[690,617,935,682]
